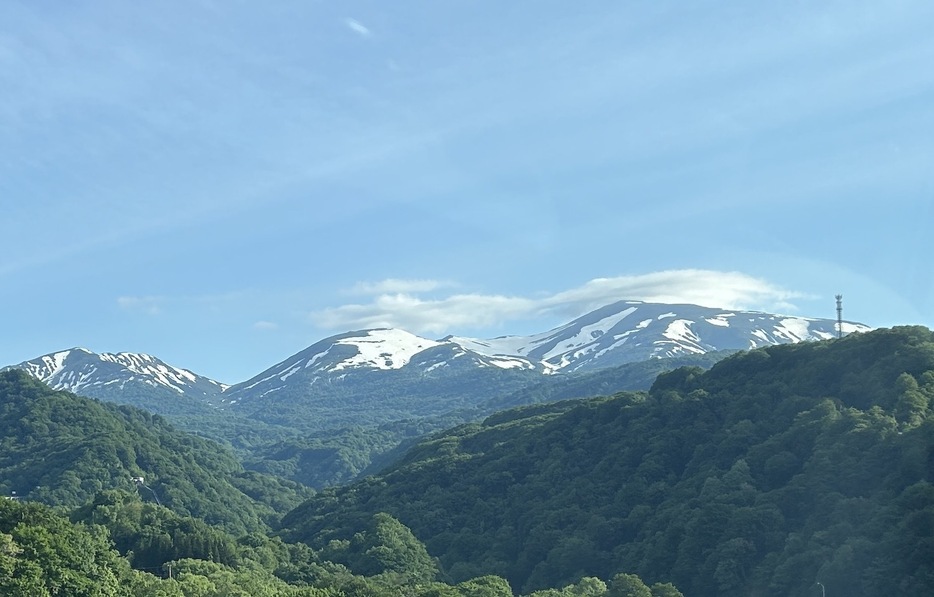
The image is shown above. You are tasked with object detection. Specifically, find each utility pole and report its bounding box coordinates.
[835,295,843,339]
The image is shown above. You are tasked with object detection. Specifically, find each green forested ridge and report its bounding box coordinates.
[241,352,731,490]
[10,348,732,491]
[280,326,934,596]
[230,365,543,432]
[244,417,458,489]
[71,489,243,570]
[0,370,311,534]
[0,366,673,596]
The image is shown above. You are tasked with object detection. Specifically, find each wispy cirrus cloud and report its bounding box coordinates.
[344,18,371,38]
[310,269,809,335]
[116,290,253,317]
[541,271,807,317]
[252,320,279,331]
[350,278,455,295]
[116,295,165,316]
[312,292,535,335]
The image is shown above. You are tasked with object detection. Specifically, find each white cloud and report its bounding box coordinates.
[116,295,164,316]
[252,320,279,331]
[115,290,251,318]
[350,278,454,295]
[312,292,535,335]
[541,271,807,316]
[344,18,371,37]
[310,270,808,335]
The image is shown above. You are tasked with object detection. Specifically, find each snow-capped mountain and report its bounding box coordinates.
[221,328,541,418]
[228,301,871,406]
[10,348,227,396]
[4,348,227,416]
[4,301,871,430]
[448,300,872,373]
[220,302,869,429]
[225,328,537,401]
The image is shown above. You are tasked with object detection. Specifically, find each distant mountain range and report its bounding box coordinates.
[4,300,869,422]
[2,299,872,489]
[211,301,865,427]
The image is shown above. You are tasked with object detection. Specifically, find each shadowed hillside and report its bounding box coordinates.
[281,327,934,596]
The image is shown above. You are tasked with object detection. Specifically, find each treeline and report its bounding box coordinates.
[281,327,934,596]
[2,496,676,596]
[0,370,311,534]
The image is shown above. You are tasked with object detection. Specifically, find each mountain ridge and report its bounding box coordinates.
[447,300,869,373]
[3,347,228,418]
[4,300,871,415]
[13,347,228,394]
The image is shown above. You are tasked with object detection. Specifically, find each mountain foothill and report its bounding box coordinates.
[2,299,931,596]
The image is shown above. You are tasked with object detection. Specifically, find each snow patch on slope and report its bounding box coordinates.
[704,314,734,327]
[96,352,207,393]
[539,307,638,362]
[330,329,441,371]
[662,320,700,344]
[445,334,534,358]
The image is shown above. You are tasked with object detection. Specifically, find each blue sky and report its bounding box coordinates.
[1,1,932,383]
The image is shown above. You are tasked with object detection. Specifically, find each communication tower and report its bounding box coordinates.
[835,294,843,339]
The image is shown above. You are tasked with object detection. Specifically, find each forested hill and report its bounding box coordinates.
[280,326,934,596]
[0,370,310,533]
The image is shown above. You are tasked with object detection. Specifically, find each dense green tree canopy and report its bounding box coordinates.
[281,327,934,596]
[0,370,310,534]
[1,498,132,596]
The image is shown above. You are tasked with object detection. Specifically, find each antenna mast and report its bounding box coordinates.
[835,294,843,339]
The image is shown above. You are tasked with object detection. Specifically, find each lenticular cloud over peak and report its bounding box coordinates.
[310,269,806,336]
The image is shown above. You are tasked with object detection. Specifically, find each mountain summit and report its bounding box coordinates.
[232,301,867,390]
[4,348,226,416]
[220,328,542,429]
[216,300,868,429]
[5,300,870,427]
[447,300,870,373]
[224,328,538,403]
